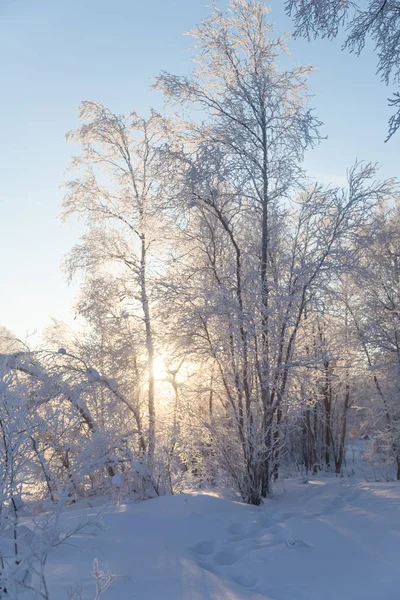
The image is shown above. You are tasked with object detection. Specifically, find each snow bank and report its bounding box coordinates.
[44,478,400,599]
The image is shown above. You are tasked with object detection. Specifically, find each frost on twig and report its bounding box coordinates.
[67,559,127,600]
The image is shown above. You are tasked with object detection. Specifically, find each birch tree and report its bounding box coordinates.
[156,0,397,503]
[348,201,400,477]
[286,0,400,139]
[63,102,168,463]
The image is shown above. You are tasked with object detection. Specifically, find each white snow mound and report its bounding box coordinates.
[43,478,400,599]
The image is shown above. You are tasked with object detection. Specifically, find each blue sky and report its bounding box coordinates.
[0,0,399,342]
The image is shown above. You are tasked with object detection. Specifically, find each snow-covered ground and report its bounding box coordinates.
[42,476,400,600]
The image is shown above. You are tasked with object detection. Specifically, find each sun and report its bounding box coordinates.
[153,356,166,380]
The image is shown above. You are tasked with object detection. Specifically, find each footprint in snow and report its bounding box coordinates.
[231,571,259,588]
[258,513,273,528]
[214,547,240,566]
[195,560,217,575]
[227,522,245,536]
[190,540,215,555]
[228,520,261,541]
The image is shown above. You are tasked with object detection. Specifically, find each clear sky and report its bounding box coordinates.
[1,0,399,342]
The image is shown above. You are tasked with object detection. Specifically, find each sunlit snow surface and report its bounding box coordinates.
[38,475,400,600]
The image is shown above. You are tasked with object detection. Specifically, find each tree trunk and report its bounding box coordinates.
[323,361,332,470]
[305,407,318,475]
[335,379,350,475]
[140,233,156,459]
[272,407,283,481]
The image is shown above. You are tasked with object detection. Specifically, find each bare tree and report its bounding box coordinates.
[285,0,400,139]
[155,0,396,503]
[63,102,168,462]
[347,201,400,477]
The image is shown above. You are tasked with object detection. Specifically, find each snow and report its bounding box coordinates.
[111,473,124,488]
[86,367,101,382]
[42,477,400,600]
[105,377,117,391]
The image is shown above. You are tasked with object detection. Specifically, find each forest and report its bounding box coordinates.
[1,1,400,598]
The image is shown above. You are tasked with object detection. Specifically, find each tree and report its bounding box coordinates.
[285,0,400,140]
[63,102,169,463]
[296,291,360,476]
[0,327,21,353]
[347,201,400,477]
[156,0,395,503]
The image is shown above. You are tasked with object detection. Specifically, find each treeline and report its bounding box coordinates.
[1,1,400,512]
